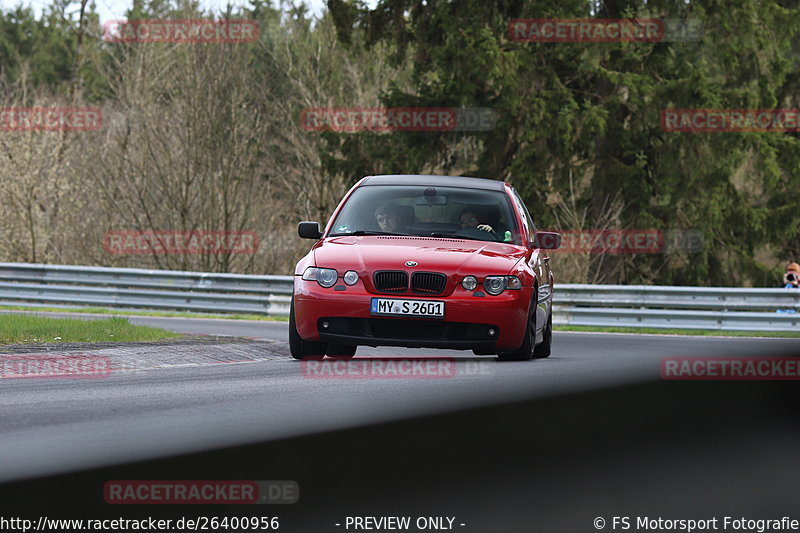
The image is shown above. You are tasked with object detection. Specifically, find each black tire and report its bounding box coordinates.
[497,291,537,362]
[289,298,327,360]
[327,343,357,359]
[533,312,552,359]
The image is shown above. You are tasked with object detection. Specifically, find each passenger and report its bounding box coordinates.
[459,208,495,235]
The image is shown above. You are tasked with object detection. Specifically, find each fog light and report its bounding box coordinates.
[488,328,496,337]
[321,321,330,329]
[343,270,359,285]
[462,275,478,291]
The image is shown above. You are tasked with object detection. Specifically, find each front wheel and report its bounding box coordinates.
[289,298,327,360]
[497,292,537,362]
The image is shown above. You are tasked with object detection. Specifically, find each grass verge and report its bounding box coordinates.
[555,325,800,338]
[1,305,795,338]
[0,315,183,345]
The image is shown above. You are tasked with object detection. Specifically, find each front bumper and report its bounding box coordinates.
[293,277,531,351]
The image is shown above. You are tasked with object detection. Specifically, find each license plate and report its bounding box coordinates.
[370,298,445,318]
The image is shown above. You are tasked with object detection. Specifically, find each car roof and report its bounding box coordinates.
[360,174,507,192]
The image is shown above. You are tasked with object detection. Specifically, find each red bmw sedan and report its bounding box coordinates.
[291,175,560,361]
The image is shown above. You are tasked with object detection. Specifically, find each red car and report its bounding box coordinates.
[290,175,560,361]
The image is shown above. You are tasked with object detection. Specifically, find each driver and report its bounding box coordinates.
[459,208,495,234]
[374,202,405,232]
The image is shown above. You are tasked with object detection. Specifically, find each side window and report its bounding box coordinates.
[511,189,536,236]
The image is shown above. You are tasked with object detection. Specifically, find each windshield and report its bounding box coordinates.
[329,184,522,245]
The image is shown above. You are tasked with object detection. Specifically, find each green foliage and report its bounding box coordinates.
[0,314,180,344]
[327,0,800,286]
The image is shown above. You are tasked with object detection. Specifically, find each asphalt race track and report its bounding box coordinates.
[0,313,798,531]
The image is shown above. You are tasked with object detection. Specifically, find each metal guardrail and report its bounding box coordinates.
[0,263,797,331]
[0,263,293,316]
[553,284,800,331]
[555,284,800,311]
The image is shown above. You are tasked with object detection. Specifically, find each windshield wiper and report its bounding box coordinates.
[330,230,414,237]
[330,230,492,241]
[425,232,490,242]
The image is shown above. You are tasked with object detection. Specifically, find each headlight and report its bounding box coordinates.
[302,267,339,288]
[482,275,522,295]
[461,275,478,291]
[343,270,359,286]
[483,276,507,295]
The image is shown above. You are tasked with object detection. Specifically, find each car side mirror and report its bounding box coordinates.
[298,221,322,239]
[531,231,561,250]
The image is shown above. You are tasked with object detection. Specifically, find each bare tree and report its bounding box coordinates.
[0,72,90,264]
[549,168,626,284]
[0,5,404,274]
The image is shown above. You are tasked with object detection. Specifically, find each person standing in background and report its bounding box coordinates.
[782,262,800,288]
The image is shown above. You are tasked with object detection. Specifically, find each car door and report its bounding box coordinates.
[511,188,551,334]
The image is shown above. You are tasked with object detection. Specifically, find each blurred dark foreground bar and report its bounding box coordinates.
[1,372,799,532]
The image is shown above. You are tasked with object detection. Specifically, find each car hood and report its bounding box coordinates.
[312,236,527,276]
